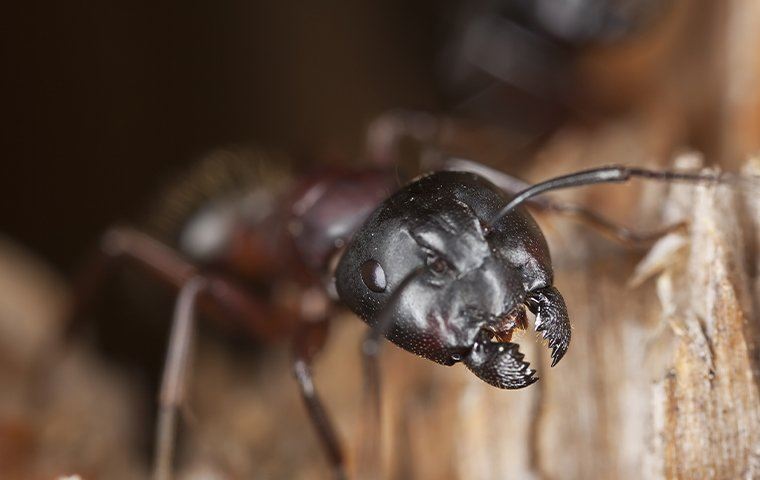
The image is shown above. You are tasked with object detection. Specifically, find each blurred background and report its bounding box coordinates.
[2,1,445,271]
[1,1,759,479]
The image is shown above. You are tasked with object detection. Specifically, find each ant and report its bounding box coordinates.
[60,149,749,480]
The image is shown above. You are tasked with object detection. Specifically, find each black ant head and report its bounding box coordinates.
[336,171,558,389]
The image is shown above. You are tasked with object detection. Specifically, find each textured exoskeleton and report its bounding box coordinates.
[336,171,571,388]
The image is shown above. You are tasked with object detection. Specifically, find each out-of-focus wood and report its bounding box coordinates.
[722,0,760,166]
[0,237,145,480]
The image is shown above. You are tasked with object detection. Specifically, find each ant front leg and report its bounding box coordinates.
[365,110,441,168]
[66,227,291,341]
[59,227,295,480]
[357,269,424,480]
[292,317,347,480]
[154,276,204,480]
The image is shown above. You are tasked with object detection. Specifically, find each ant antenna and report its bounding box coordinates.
[487,164,755,227]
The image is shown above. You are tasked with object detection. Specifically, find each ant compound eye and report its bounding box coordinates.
[360,259,387,293]
[426,254,448,275]
[451,352,463,362]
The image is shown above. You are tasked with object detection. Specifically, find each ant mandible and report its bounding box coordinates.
[63,152,741,480]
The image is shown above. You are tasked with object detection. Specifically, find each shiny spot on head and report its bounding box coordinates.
[360,259,387,292]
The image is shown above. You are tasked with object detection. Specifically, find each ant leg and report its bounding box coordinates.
[534,203,687,246]
[358,268,424,479]
[292,320,347,480]
[366,110,440,167]
[443,157,533,193]
[61,227,195,340]
[150,272,294,479]
[65,227,291,340]
[153,276,205,480]
[445,159,687,246]
[53,227,294,475]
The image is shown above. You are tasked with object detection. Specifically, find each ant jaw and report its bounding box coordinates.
[464,287,571,388]
[462,331,538,389]
[526,286,571,368]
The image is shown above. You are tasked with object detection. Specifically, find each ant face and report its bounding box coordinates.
[337,171,555,388]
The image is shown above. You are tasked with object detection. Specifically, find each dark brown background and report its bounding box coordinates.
[1,1,446,271]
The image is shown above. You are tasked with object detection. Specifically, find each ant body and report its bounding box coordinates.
[62,149,743,480]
